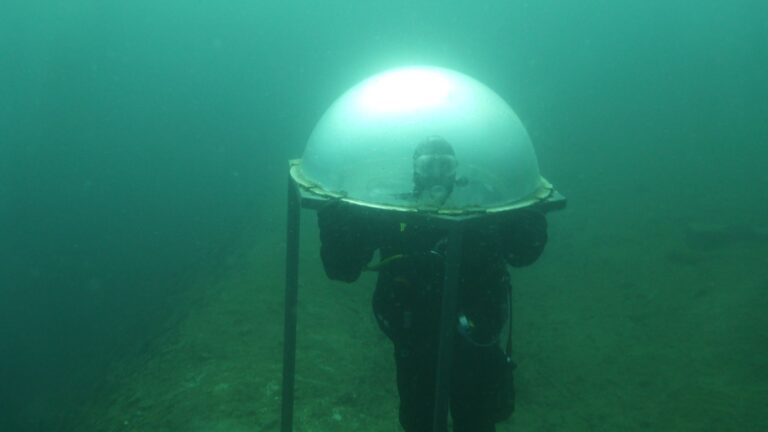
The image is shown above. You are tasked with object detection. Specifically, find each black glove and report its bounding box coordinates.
[500,209,548,267]
[317,202,377,282]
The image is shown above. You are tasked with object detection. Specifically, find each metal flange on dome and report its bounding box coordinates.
[280,66,566,432]
[291,65,565,217]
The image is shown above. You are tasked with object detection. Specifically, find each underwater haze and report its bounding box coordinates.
[1,1,767,431]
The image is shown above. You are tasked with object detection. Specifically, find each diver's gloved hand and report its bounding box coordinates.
[501,209,548,267]
[317,201,377,282]
[317,201,350,232]
[317,201,374,240]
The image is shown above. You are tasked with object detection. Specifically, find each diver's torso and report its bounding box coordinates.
[372,220,509,343]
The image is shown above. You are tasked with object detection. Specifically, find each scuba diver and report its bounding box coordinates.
[317,136,548,432]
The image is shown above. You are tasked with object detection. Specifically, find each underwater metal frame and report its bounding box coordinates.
[281,160,566,432]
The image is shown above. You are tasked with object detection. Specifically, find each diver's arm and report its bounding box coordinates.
[501,209,548,267]
[317,203,377,283]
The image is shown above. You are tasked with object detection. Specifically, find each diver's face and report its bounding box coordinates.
[414,153,457,205]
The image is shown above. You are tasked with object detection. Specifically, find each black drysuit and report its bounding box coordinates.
[317,204,548,432]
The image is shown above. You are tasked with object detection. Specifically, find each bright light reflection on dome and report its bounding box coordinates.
[357,68,455,115]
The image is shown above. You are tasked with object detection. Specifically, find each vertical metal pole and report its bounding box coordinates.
[432,225,463,432]
[281,175,301,432]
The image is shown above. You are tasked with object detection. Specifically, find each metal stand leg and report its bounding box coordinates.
[432,226,463,431]
[281,176,301,432]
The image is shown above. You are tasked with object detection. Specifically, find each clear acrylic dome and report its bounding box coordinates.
[296,66,551,211]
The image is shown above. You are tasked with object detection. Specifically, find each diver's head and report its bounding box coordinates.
[412,136,458,206]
